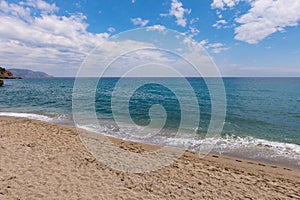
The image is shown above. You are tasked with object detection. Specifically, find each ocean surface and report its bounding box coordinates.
[0,78,299,168]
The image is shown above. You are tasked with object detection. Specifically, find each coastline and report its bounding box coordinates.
[0,116,299,199]
[1,111,299,169]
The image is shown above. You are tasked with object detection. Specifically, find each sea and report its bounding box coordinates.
[0,77,299,169]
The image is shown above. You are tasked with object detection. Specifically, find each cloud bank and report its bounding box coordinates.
[0,0,110,76]
[212,0,300,44]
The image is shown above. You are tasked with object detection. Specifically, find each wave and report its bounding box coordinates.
[157,135,300,163]
[1,112,299,168]
[215,135,300,154]
[77,123,300,168]
[0,112,67,123]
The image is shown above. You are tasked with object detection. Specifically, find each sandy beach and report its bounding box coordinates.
[0,117,299,199]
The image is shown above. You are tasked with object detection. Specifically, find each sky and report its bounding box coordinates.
[0,0,300,77]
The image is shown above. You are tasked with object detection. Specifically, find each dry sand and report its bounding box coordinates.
[0,117,299,199]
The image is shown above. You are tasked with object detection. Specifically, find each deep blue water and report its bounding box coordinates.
[0,78,300,168]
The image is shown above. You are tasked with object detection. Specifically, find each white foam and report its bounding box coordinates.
[74,122,300,166]
[164,135,300,165]
[77,123,300,154]
[0,112,55,122]
[217,135,300,154]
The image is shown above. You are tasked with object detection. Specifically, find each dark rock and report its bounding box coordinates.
[0,67,14,79]
[0,79,3,86]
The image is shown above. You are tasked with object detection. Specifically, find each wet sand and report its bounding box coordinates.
[0,117,299,199]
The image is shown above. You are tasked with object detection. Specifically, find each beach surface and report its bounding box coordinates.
[0,117,299,199]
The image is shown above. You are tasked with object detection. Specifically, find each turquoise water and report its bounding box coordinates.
[0,78,300,168]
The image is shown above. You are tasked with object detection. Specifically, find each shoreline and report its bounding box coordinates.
[1,113,300,170]
[0,116,299,199]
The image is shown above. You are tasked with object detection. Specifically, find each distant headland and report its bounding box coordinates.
[0,67,53,79]
[0,67,53,86]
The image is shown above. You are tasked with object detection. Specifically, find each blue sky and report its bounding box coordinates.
[0,0,300,76]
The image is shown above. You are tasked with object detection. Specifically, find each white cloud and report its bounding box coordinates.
[0,0,32,21]
[81,32,217,77]
[186,26,200,38]
[212,0,300,44]
[182,37,228,54]
[211,0,241,9]
[208,43,224,48]
[199,39,209,46]
[190,17,199,25]
[161,0,191,27]
[180,38,221,76]
[0,0,110,76]
[212,19,227,29]
[108,27,116,33]
[234,0,300,44]
[146,25,167,33]
[131,0,135,3]
[208,43,229,53]
[78,39,201,77]
[198,39,229,54]
[130,17,149,27]
[23,0,59,13]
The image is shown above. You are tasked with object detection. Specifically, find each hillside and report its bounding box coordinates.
[9,68,53,78]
